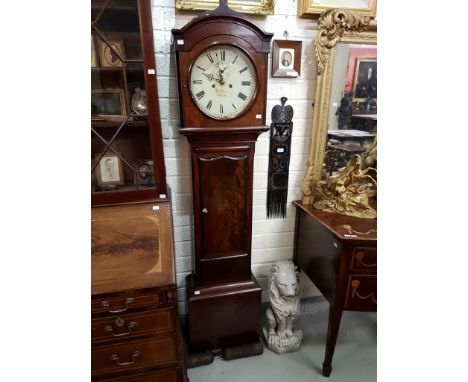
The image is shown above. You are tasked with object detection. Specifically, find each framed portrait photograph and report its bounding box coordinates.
[95,151,125,187]
[272,40,302,78]
[175,0,274,15]
[97,39,125,68]
[91,89,126,116]
[352,57,377,101]
[298,0,377,17]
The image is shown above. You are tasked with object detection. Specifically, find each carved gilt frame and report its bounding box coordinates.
[298,0,377,17]
[175,0,275,15]
[301,9,376,204]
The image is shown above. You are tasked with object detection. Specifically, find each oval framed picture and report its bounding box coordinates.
[98,39,125,68]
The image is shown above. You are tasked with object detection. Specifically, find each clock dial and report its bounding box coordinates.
[189,45,257,120]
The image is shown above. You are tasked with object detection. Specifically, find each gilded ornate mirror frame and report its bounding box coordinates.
[175,0,275,15]
[301,9,377,204]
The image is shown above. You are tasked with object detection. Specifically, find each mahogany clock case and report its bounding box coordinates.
[172,6,273,356]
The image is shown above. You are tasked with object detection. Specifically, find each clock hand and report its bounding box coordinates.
[215,64,227,84]
[214,68,224,85]
[217,63,227,73]
[203,72,214,81]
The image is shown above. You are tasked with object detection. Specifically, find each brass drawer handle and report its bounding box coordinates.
[110,350,140,366]
[351,280,377,304]
[105,321,137,337]
[101,297,134,313]
[355,251,377,268]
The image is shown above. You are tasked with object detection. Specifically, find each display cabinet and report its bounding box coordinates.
[91,0,166,206]
[91,1,187,380]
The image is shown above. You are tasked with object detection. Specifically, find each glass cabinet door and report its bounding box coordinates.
[91,0,166,205]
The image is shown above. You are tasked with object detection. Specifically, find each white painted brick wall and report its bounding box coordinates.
[152,1,320,315]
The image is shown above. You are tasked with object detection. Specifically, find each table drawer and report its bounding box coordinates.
[94,368,179,382]
[344,274,377,310]
[92,293,160,315]
[92,335,177,375]
[92,308,175,343]
[350,247,377,272]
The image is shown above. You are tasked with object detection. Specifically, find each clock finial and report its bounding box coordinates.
[199,0,245,17]
[217,0,229,12]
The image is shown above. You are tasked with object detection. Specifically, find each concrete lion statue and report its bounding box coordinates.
[263,261,303,354]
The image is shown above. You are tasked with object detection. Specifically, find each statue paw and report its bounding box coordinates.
[293,330,303,341]
[292,330,303,346]
[284,329,294,338]
[268,333,277,346]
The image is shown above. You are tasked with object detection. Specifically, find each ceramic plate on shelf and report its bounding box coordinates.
[131,88,147,114]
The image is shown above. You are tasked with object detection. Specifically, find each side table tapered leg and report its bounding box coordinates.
[322,305,343,377]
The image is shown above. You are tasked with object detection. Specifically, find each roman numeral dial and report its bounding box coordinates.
[189,44,257,120]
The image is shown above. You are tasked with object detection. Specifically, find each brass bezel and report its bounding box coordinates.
[188,43,259,121]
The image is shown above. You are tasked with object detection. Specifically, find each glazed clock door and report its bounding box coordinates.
[193,145,254,286]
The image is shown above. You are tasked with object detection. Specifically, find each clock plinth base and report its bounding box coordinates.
[187,341,263,368]
[185,273,263,355]
[186,351,214,369]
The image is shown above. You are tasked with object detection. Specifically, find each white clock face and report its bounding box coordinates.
[189,45,257,120]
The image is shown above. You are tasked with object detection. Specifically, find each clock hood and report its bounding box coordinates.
[172,1,273,54]
[171,0,273,129]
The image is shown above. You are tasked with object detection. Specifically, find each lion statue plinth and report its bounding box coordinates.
[263,261,303,354]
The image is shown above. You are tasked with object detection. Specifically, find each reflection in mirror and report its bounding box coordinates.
[301,8,376,212]
[323,43,377,187]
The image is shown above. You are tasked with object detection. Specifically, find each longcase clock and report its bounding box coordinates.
[172,0,273,360]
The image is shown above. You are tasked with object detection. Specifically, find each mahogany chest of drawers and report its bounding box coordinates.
[92,202,187,382]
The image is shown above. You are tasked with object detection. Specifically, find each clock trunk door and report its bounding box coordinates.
[193,146,253,285]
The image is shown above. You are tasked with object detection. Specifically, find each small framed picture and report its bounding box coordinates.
[272,40,302,78]
[352,57,377,101]
[95,151,125,187]
[91,35,97,68]
[98,39,125,68]
[91,89,126,116]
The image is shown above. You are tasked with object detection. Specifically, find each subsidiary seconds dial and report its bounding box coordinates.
[189,45,257,120]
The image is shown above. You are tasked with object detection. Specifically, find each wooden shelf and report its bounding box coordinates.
[91,117,149,129]
[91,64,144,71]
[92,184,156,194]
